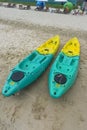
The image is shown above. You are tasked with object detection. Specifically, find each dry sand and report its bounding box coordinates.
[0,6,87,130]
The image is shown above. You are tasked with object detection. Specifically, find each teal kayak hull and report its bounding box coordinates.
[49,52,80,98]
[2,51,53,96]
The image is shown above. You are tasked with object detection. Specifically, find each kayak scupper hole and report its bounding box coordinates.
[54,41,57,44]
[59,66,61,69]
[54,92,56,95]
[51,40,53,43]
[67,69,69,71]
[69,75,72,78]
[4,90,8,93]
[44,49,49,52]
[26,65,28,67]
[70,42,72,45]
[74,43,76,46]
[68,50,73,53]
[8,87,10,90]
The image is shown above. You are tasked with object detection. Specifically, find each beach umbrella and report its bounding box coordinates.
[63,1,73,10]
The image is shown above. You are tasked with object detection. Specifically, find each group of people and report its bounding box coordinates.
[35,0,87,13]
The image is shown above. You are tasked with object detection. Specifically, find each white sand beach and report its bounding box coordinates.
[0,6,87,130]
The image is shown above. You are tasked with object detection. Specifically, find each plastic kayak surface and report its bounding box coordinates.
[2,35,60,96]
[49,37,80,98]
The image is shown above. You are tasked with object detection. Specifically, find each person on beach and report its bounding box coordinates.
[35,1,45,10]
[82,0,87,12]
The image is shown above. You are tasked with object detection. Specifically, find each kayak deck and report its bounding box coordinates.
[36,35,60,55]
[61,37,80,56]
[49,37,80,98]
